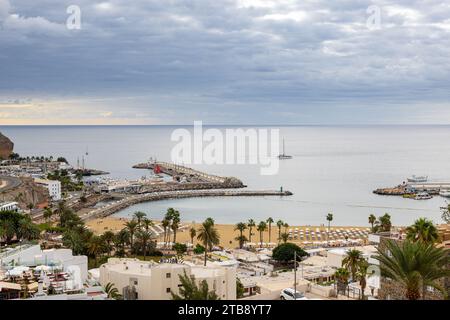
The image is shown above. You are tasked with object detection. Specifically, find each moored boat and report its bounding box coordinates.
[439,189,450,198]
[407,175,428,183]
[415,192,432,200]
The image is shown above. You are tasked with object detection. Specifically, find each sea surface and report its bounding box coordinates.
[2,125,449,226]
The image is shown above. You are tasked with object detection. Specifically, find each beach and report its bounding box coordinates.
[85,217,371,248]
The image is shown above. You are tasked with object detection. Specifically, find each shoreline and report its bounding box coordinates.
[85,216,371,248]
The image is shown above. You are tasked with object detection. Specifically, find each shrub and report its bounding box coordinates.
[272,243,308,263]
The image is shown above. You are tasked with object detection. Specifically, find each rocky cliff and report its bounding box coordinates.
[0,132,14,159]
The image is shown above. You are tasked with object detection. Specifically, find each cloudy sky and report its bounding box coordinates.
[1,0,450,125]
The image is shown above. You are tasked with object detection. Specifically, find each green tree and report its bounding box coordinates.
[342,249,364,281]
[266,217,274,243]
[234,222,247,249]
[171,210,181,243]
[335,268,350,295]
[356,260,370,300]
[142,218,154,232]
[378,213,392,232]
[272,243,308,264]
[368,214,377,232]
[189,226,196,245]
[162,218,170,247]
[406,218,439,244]
[280,232,289,243]
[247,219,255,243]
[283,222,289,233]
[171,271,219,300]
[375,239,450,300]
[197,218,220,266]
[43,207,53,223]
[257,221,267,247]
[173,242,188,256]
[133,211,147,226]
[136,229,154,260]
[326,212,333,243]
[87,235,105,266]
[276,219,284,243]
[125,220,138,253]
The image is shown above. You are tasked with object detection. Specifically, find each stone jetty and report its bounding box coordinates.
[133,161,245,188]
[83,189,293,221]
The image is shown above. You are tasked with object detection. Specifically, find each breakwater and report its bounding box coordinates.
[133,161,244,187]
[82,189,293,220]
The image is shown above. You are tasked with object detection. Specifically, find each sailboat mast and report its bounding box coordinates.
[283,138,285,155]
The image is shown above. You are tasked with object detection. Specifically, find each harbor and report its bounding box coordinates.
[374,175,450,200]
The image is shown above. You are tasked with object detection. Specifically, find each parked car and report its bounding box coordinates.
[280,288,308,300]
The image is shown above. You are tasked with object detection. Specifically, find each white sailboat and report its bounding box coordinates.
[278,138,292,160]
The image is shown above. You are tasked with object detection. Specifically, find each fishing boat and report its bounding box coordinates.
[415,192,432,200]
[439,189,450,198]
[278,138,292,160]
[407,175,428,183]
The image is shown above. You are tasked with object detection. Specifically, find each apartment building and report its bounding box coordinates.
[34,178,61,201]
[99,258,236,300]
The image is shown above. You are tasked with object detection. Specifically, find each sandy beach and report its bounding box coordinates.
[85,217,371,248]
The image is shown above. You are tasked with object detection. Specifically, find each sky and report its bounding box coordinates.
[0,0,450,125]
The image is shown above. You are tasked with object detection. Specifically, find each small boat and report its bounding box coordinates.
[278,138,292,160]
[407,175,428,183]
[439,189,450,198]
[415,192,432,200]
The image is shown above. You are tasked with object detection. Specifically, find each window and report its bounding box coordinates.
[166,288,171,293]
[166,273,171,278]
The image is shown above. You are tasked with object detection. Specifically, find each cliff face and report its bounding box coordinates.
[0,132,14,159]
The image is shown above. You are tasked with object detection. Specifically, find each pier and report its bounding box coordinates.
[82,189,293,220]
[133,161,244,187]
[374,181,450,196]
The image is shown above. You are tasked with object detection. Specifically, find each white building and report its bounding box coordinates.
[34,178,61,201]
[99,258,236,300]
[0,201,19,212]
[0,244,88,283]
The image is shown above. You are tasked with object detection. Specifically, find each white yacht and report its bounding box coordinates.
[407,175,428,183]
[415,192,432,200]
[278,138,292,160]
[439,189,450,198]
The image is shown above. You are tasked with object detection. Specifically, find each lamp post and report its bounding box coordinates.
[294,250,297,300]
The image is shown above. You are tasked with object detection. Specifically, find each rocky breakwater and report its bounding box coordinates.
[0,132,14,160]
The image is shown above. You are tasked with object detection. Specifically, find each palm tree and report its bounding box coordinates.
[256,221,267,247]
[378,213,392,232]
[234,222,247,249]
[104,282,122,300]
[87,235,105,266]
[375,239,450,300]
[133,211,146,226]
[101,231,115,256]
[357,260,370,300]
[136,230,154,261]
[142,218,154,232]
[171,210,181,243]
[283,222,289,233]
[368,214,377,232]
[406,218,439,244]
[326,213,333,243]
[280,232,289,243]
[266,217,274,243]
[276,219,284,243]
[171,271,219,300]
[197,218,220,266]
[342,249,364,281]
[335,267,350,295]
[125,220,138,252]
[162,218,170,247]
[189,226,196,245]
[247,219,255,243]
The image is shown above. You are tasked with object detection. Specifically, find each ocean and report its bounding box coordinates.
[2,125,449,227]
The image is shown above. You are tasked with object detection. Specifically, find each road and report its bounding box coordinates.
[0,175,22,192]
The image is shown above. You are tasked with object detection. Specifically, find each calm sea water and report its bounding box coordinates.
[2,125,449,226]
